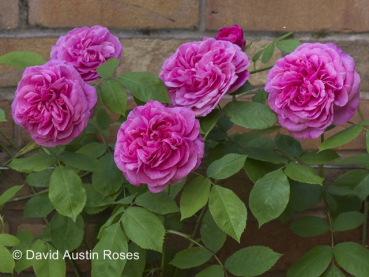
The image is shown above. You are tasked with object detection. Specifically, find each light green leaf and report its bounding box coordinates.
[0,234,20,247]
[249,169,290,227]
[0,108,5,122]
[121,207,165,252]
[16,230,33,245]
[0,245,15,273]
[335,154,369,168]
[50,213,84,253]
[122,243,146,277]
[170,247,213,269]
[195,265,224,277]
[59,151,100,172]
[262,44,275,63]
[290,216,330,237]
[24,193,54,218]
[8,153,56,173]
[49,166,86,221]
[209,185,247,242]
[119,72,171,103]
[0,51,46,68]
[200,109,220,139]
[136,191,179,215]
[290,181,322,212]
[299,150,340,165]
[101,79,127,115]
[287,245,333,277]
[0,185,23,206]
[96,58,120,79]
[225,246,282,277]
[276,39,301,53]
[200,211,227,253]
[223,101,277,130]
[319,125,362,151]
[333,211,365,232]
[252,89,269,104]
[91,223,128,277]
[334,242,369,277]
[76,142,107,159]
[275,134,302,157]
[285,163,324,185]
[321,265,346,277]
[207,153,247,180]
[180,176,211,220]
[26,170,52,187]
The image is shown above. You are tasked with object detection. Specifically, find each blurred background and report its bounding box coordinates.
[0,1,368,276]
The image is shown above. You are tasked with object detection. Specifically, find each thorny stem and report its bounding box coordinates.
[0,140,14,158]
[249,65,273,74]
[188,206,207,248]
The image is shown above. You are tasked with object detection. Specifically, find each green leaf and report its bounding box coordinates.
[0,51,46,69]
[230,80,254,96]
[233,126,281,141]
[290,216,330,237]
[225,246,282,277]
[252,89,269,104]
[31,240,66,277]
[76,142,107,159]
[195,265,224,277]
[244,159,280,183]
[59,151,99,172]
[242,148,287,164]
[92,153,123,197]
[170,247,213,269]
[275,134,302,157]
[333,211,365,232]
[8,153,57,173]
[96,58,120,79]
[0,234,20,247]
[50,213,84,252]
[209,185,247,242]
[276,39,301,53]
[287,245,333,277]
[200,109,220,139]
[252,49,264,63]
[95,108,111,131]
[0,245,15,273]
[0,185,23,206]
[0,108,6,122]
[249,169,290,227]
[335,154,369,168]
[200,210,227,252]
[285,163,324,185]
[135,192,179,215]
[91,223,128,277]
[180,176,211,220]
[334,242,369,277]
[26,170,52,187]
[49,165,86,221]
[207,153,247,180]
[24,193,53,218]
[319,125,362,151]
[321,265,346,277]
[299,150,340,165]
[16,230,34,245]
[121,207,165,252]
[85,183,118,208]
[262,44,275,63]
[119,72,171,103]
[14,244,32,273]
[290,181,322,212]
[223,101,277,130]
[122,243,146,277]
[101,79,127,115]
[366,132,369,154]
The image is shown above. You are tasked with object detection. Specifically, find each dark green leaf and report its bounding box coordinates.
[242,148,287,164]
[26,170,52,187]
[101,79,127,115]
[85,184,118,208]
[252,49,264,63]
[96,58,120,79]
[319,125,362,151]
[76,142,107,159]
[333,211,365,232]
[275,134,302,157]
[200,211,226,252]
[233,126,280,141]
[321,265,346,277]
[290,181,322,212]
[244,159,281,183]
[122,243,146,277]
[95,108,111,131]
[136,192,179,215]
[200,109,220,139]
[285,163,324,185]
[261,44,275,63]
[8,153,56,173]
[299,150,340,165]
[334,242,369,277]
[207,153,247,180]
[335,154,369,168]
[252,89,269,104]
[276,39,301,53]
[195,265,224,277]
[290,216,329,237]
[366,132,369,154]
[0,51,46,68]
[59,151,99,172]
[24,193,53,218]
[170,247,213,269]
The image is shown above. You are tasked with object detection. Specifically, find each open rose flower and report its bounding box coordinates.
[51,25,122,82]
[159,38,250,117]
[114,101,204,193]
[265,43,360,139]
[216,25,246,50]
[12,60,97,146]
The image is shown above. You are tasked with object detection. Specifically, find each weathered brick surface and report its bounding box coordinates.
[0,0,19,29]
[28,0,199,29]
[207,0,369,32]
[17,223,44,238]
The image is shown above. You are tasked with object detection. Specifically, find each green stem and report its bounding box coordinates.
[0,141,14,158]
[7,189,49,203]
[188,206,207,248]
[67,258,81,277]
[3,141,39,166]
[358,107,365,121]
[232,95,236,102]
[363,197,368,246]
[0,129,19,151]
[249,65,273,74]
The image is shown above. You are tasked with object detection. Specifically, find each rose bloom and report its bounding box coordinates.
[265,43,360,139]
[114,101,204,193]
[51,25,122,82]
[159,38,250,117]
[12,60,97,147]
[216,25,246,50]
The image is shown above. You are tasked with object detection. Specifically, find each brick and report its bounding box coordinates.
[17,223,44,238]
[0,0,19,29]
[206,0,369,32]
[28,0,199,29]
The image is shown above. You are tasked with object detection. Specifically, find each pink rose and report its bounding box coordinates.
[51,25,122,82]
[216,25,246,50]
[159,38,250,117]
[12,60,97,147]
[265,43,360,139]
[114,100,204,193]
